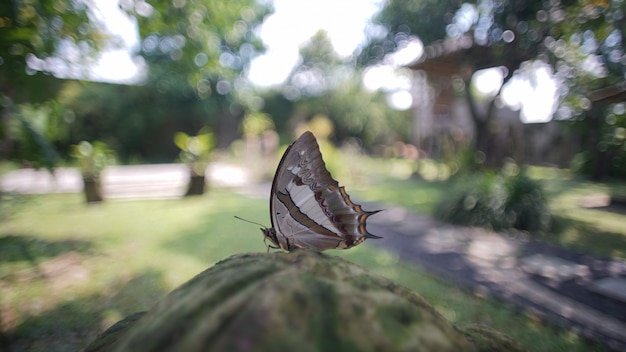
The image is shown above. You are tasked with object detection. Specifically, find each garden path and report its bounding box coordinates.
[365,203,626,351]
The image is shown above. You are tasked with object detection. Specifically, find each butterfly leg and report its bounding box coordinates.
[263,237,280,252]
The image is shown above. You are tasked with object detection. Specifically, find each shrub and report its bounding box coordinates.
[434,170,550,232]
[69,141,116,180]
[173,128,214,176]
[504,172,550,231]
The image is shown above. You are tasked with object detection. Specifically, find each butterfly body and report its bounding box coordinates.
[262,131,381,251]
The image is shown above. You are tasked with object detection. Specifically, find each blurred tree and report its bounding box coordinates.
[295,76,409,147]
[266,30,409,148]
[283,30,344,98]
[59,0,272,162]
[573,89,626,179]
[60,80,211,162]
[359,0,626,173]
[0,0,105,102]
[359,0,550,68]
[0,0,106,164]
[69,140,116,202]
[124,0,271,147]
[257,92,293,135]
[7,100,67,170]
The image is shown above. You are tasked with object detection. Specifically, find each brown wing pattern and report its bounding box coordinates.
[265,131,381,251]
[277,131,338,190]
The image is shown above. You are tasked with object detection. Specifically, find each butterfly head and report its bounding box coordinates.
[261,227,282,251]
[262,227,299,251]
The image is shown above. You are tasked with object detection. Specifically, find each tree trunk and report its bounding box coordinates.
[587,107,611,181]
[464,80,495,168]
[464,72,514,169]
[184,174,206,196]
[83,177,103,203]
[216,110,244,149]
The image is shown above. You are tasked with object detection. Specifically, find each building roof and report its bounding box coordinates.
[589,82,626,105]
[407,35,498,75]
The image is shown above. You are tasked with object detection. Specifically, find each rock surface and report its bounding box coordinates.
[85,250,524,352]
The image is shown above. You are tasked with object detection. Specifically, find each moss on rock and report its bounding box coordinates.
[85,250,524,352]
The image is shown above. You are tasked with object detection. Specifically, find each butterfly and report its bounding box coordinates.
[260,131,381,251]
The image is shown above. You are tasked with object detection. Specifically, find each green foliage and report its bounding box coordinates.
[358,0,461,65]
[361,0,625,81]
[6,101,65,170]
[504,171,550,231]
[359,162,626,259]
[128,0,270,104]
[361,0,626,174]
[435,170,550,232]
[570,103,626,179]
[173,128,214,176]
[0,192,28,223]
[54,0,272,161]
[258,29,410,149]
[0,0,104,103]
[0,0,106,169]
[436,173,505,230]
[241,111,275,136]
[263,75,409,148]
[325,77,410,146]
[60,82,208,162]
[69,141,116,179]
[284,30,344,97]
[445,147,483,176]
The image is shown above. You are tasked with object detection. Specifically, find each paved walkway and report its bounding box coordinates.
[2,165,626,350]
[0,163,250,199]
[366,204,626,351]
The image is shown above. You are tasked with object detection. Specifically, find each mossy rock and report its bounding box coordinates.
[85,250,524,352]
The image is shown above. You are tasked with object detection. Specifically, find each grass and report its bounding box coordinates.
[531,168,626,259]
[0,186,611,352]
[356,162,626,260]
[0,190,269,351]
[343,248,604,351]
[0,161,20,176]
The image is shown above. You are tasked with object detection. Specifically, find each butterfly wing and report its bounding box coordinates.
[267,131,380,251]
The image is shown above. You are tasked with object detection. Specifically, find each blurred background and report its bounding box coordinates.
[2,0,626,178]
[1,0,626,351]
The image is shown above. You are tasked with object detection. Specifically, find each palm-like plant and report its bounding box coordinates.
[174,128,214,196]
[69,141,116,202]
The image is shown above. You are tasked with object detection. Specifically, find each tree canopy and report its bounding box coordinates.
[0,0,111,166]
[0,0,106,103]
[53,0,272,161]
[360,0,625,84]
[127,0,270,105]
[261,30,410,147]
[359,0,626,176]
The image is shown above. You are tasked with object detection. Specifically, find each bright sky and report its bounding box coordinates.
[475,64,557,123]
[90,0,143,84]
[247,0,382,86]
[91,0,383,86]
[91,0,555,121]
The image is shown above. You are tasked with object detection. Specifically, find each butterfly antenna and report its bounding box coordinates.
[234,216,268,228]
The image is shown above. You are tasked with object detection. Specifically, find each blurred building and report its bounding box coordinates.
[406,36,579,167]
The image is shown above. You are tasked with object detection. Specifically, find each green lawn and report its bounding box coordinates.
[356,162,626,260]
[0,186,610,351]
